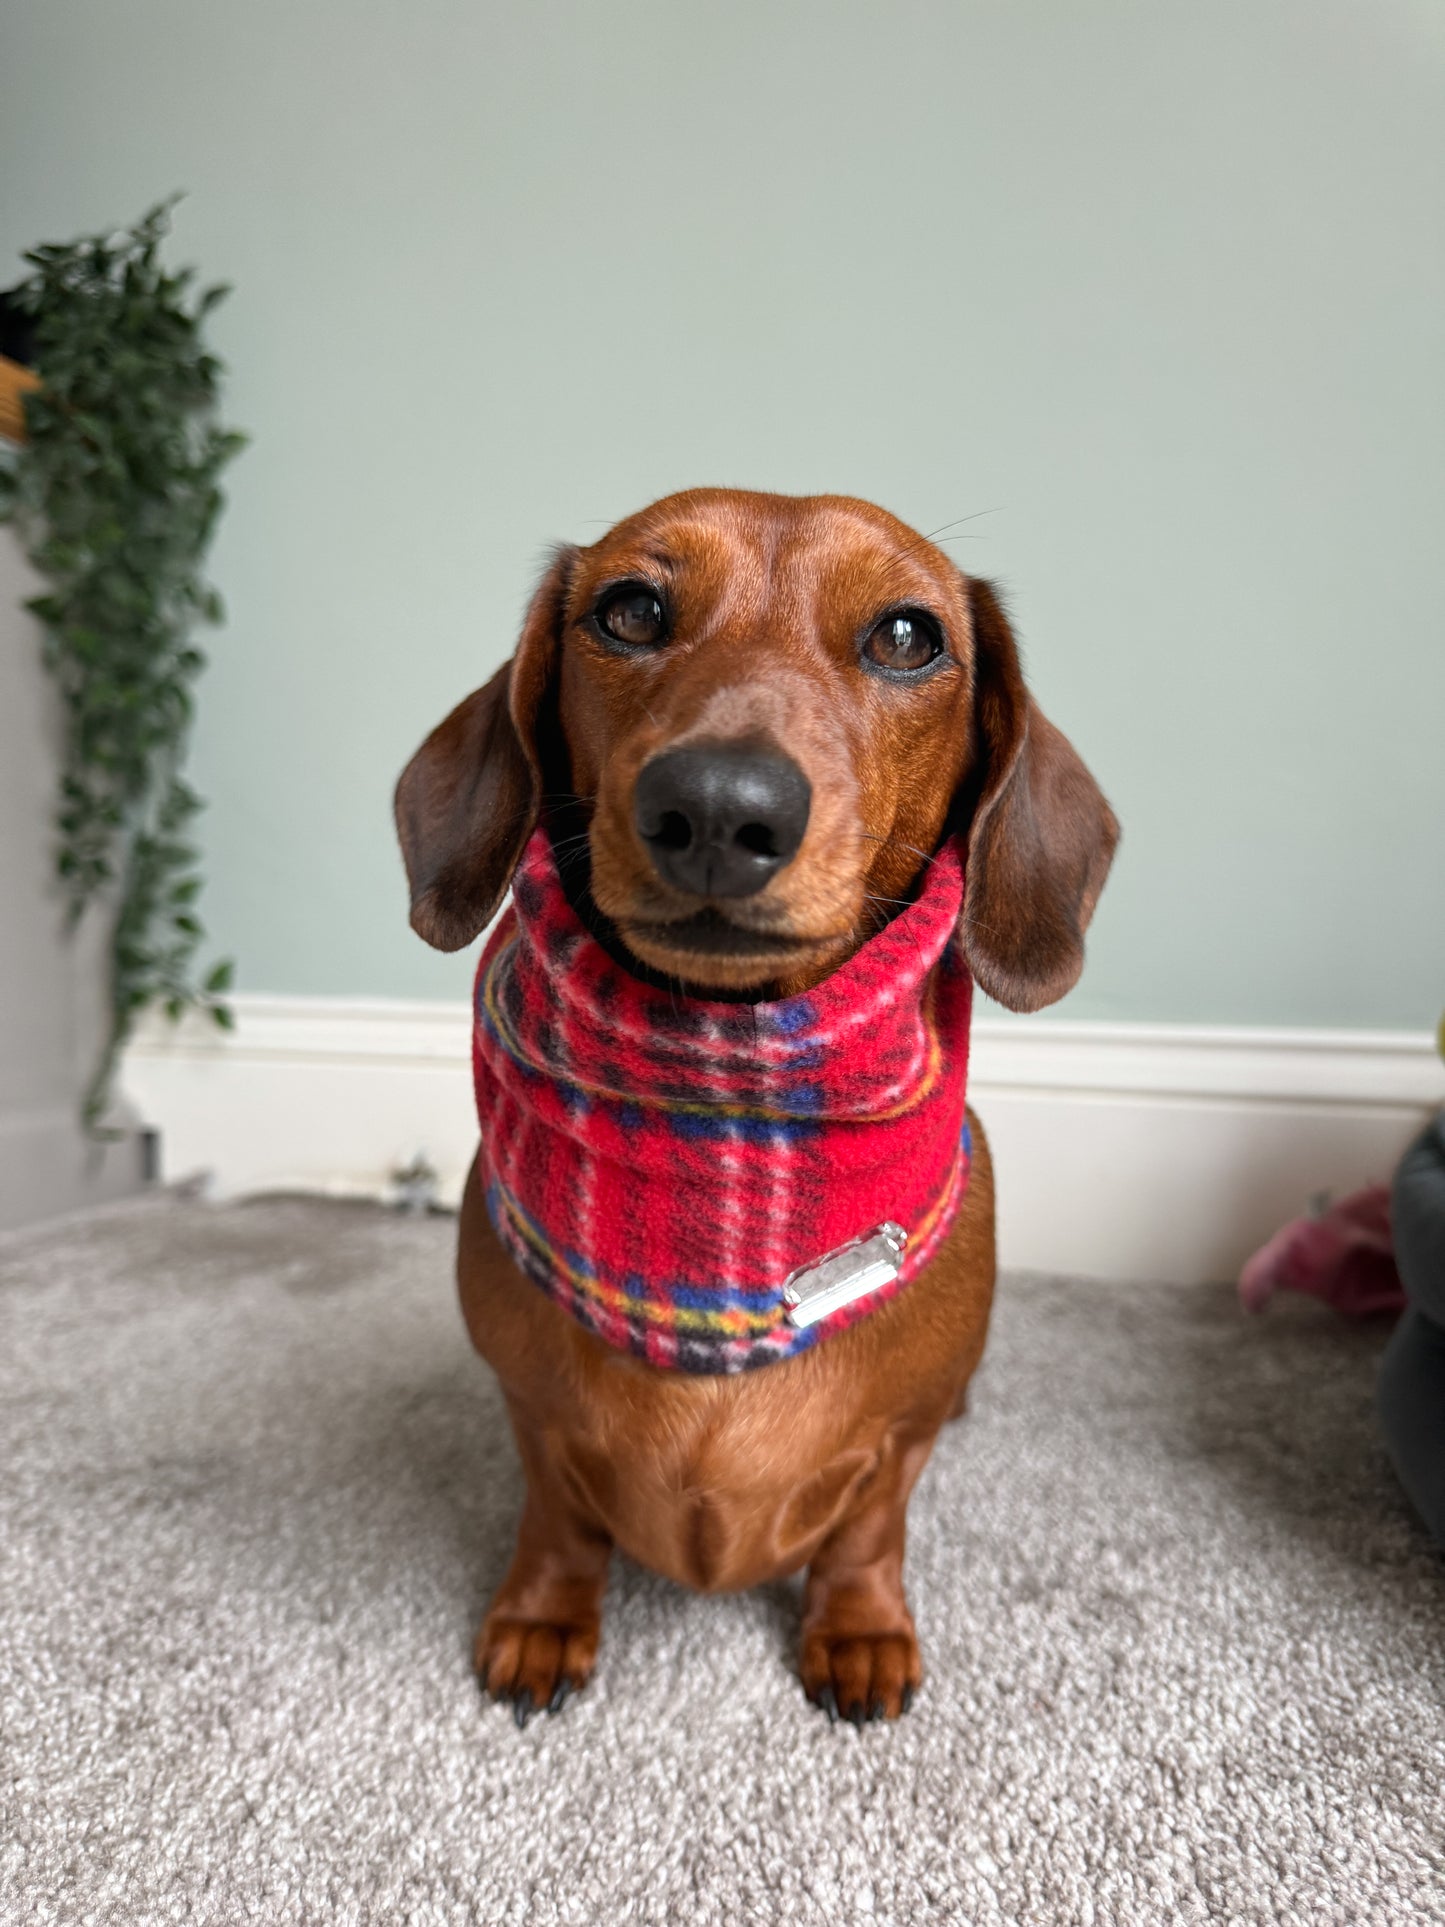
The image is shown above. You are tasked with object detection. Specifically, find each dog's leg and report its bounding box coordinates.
[475,1421,612,1727]
[799,1426,937,1724]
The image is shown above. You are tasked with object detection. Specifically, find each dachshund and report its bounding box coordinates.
[395,488,1118,1725]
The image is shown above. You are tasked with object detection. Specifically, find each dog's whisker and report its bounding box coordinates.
[859,890,931,970]
[859,831,943,872]
[922,509,1003,540]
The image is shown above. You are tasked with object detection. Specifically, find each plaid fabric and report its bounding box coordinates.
[474,829,974,1374]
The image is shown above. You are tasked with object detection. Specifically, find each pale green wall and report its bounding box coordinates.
[3,0,1442,1026]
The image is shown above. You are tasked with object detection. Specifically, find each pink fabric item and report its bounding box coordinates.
[1237,1185,1405,1318]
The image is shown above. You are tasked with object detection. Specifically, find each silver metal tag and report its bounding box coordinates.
[781,1222,908,1329]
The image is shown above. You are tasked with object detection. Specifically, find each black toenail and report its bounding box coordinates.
[816,1685,839,1725]
[512,1689,535,1730]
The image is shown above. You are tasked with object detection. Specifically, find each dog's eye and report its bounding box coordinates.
[596,584,668,650]
[862,611,943,675]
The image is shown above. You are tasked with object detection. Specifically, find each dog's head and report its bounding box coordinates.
[395,488,1118,1007]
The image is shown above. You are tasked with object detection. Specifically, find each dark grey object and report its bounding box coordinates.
[1378,1111,1445,1544]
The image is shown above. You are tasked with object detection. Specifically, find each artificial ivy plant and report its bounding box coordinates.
[0,198,245,1129]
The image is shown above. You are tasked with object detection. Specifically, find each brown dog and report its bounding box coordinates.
[395,488,1117,1725]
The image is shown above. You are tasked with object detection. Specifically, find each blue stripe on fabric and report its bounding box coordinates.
[766,999,819,1037]
[666,1109,820,1145]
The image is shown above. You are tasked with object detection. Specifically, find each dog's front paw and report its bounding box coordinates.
[800,1630,921,1725]
[475,1613,599,1728]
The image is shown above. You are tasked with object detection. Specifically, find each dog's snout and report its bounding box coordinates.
[634,742,811,899]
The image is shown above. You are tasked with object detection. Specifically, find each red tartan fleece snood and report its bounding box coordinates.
[474,828,974,1375]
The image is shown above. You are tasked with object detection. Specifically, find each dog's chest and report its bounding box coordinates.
[553,1383,884,1592]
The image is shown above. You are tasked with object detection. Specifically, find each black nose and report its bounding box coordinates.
[633,742,811,899]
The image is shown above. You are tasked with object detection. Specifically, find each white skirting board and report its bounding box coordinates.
[120,997,1444,1285]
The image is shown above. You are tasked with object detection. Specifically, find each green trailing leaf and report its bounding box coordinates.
[0,198,245,1130]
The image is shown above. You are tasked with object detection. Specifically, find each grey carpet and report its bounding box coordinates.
[1,1195,1442,1927]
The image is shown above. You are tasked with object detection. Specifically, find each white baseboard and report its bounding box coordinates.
[120,996,1443,1285]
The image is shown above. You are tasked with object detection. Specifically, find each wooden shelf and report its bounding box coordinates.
[0,353,40,444]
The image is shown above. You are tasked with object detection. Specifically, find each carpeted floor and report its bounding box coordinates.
[1,1195,1441,1926]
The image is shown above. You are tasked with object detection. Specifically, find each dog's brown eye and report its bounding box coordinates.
[863,612,943,675]
[597,584,668,650]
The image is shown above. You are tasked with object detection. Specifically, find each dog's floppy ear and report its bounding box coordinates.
[957,577,1120,1011]
[395,546,577,950]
